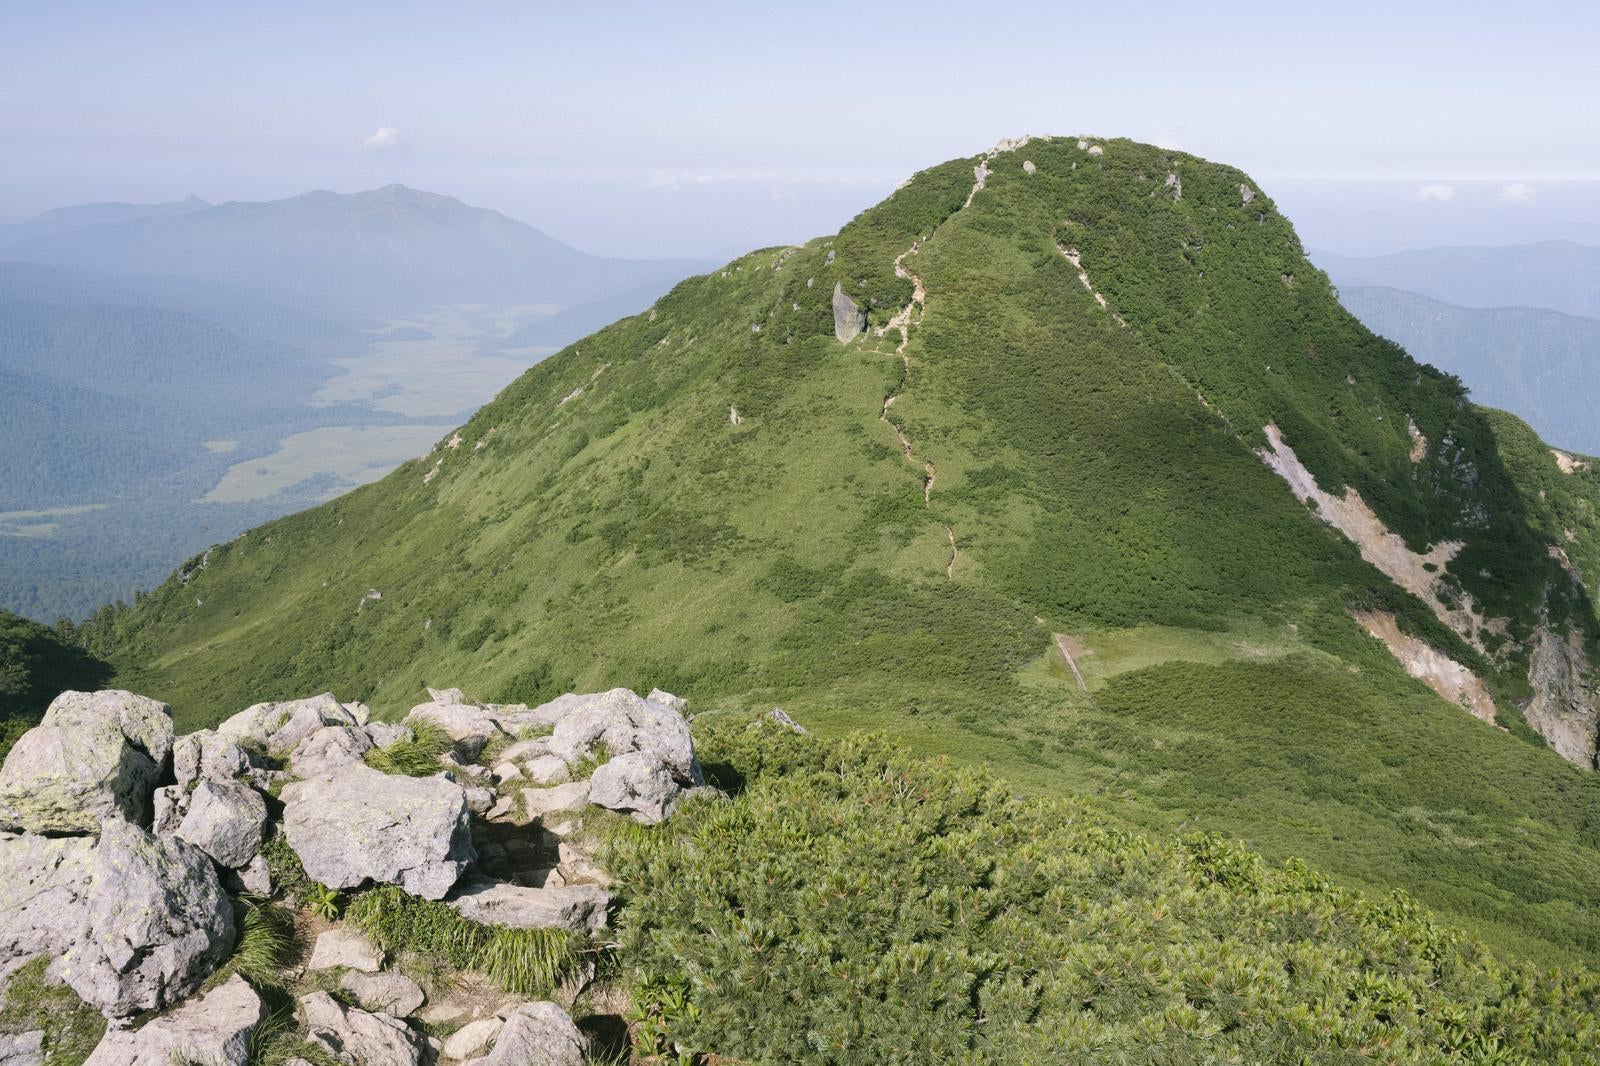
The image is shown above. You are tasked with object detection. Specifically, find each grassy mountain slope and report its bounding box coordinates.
[91,137,1600,964]
[1338,284,1600,455]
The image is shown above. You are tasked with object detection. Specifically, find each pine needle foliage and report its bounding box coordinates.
[605,717,1600,1064]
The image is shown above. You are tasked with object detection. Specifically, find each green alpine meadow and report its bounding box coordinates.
[12,134,1600,1061]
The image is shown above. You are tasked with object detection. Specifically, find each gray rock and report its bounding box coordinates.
[151,786,184,836]
[364,722,412,749]
[300,991,424,1066]
[556,841,610,888]
[83,974,264,1066]
[438,752,492,787]
[442,1018,502,1060]
[172,730,251,790]
[226,854,272,896]
[447,879,610,933]
[521,781,590,819]
[218,694,356,754]
[768,707,807,733]
[523,754,570,785]
[339,970,425,1017]
[177,779,267,869]
[343,702,372,727]
[588,751,679,824]
[406,697,504,758]
[0,833,95,985]
[307,929,383,973]
[463,787,496,815]
[1022,159,1037,175]
[461,1002,585,1066]
[0,691,173,834]
[832,281,867,344]
[290,726,374,779]
[64,820,234,1018]
[0,1030,43,1066]
[547,689,700,786]
[1240,183,1256,204]
[282,764,474,899]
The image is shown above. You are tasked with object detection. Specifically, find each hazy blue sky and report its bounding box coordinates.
[3,0,1598,257]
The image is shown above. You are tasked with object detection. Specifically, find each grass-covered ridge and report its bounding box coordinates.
[84,136,1600,964]
[606,717,1600,1063]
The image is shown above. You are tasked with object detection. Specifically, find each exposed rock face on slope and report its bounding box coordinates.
[0,683,701,1062]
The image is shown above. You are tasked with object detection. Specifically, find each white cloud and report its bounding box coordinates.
[1412,183,1456,204]
[362,126,401,150]
[1498,181,1536,204]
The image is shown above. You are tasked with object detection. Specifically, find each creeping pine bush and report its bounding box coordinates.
[604,717,1600,1065]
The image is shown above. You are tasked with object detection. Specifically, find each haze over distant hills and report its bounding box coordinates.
[1315,242,1600,457]
[0,187,711,620]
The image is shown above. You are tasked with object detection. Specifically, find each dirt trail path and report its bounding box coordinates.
[873,155,998,580]
[1053,634,1089,691]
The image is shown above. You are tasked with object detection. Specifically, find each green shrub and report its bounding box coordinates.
[605,718,1600,1064]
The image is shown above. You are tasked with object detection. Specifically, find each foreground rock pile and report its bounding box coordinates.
[0,683,707,1064]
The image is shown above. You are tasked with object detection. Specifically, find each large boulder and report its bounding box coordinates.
[546,689,699,785]
[300,991,424,1066]
[217,693,356,754]
[0,691,173,834]
[447,879,610,933]
[832,281,867,344]
[281,764,474,899]
[83,974,264,1065]
[171,730,250,790]
[460,1002,585,1066]
[0,833,95,985]
[175,780,268,870]
[289,726,374,779]
[588,751,679,824]
[63,820,235,1018]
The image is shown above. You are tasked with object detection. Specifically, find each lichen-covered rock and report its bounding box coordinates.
[0,1030,43,1065]
[406,693,505,758]
[339,970,425,1017]
[289,726,374,779]
[172,730,250,790]
[176,780,267,870]
[217,693,356,754]
[588,751,678,824]
[307,929,383,973]
[83,974,264,1065]
[832,281,867,344]
[63,820,234,1018]
[300,991,424,1066]
[460,1002,585,1066]
[447,879,610,933]
[0,832,94,985]
[281,764,474,899]
[546,689,699,785]
[0,691,173,834]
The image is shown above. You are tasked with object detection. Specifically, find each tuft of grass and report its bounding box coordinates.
[364,717,455,776]
[223,896,296,989]
[480,927,591,996]
[0,957,106,1064]
[345,885,590,996]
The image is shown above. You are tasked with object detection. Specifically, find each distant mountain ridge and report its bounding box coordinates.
[1313,240,1600,321]
[0,184,712,314]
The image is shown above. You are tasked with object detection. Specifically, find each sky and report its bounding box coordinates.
[3,0,1599,258]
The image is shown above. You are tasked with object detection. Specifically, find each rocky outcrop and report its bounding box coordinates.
[83,975,264,1066]
[589,751,680,823]
[0,832,95,985]
[176,779,268,870]
[281,763,475,899]
[460,1001,586,1066]
[300,991,426,1065]
[1352,610,1498,724]
[1524,621,1600,768]
[64,820,235,1018]
[0,691,173,834]
[217,693,357,754]
[832,282,866,344]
